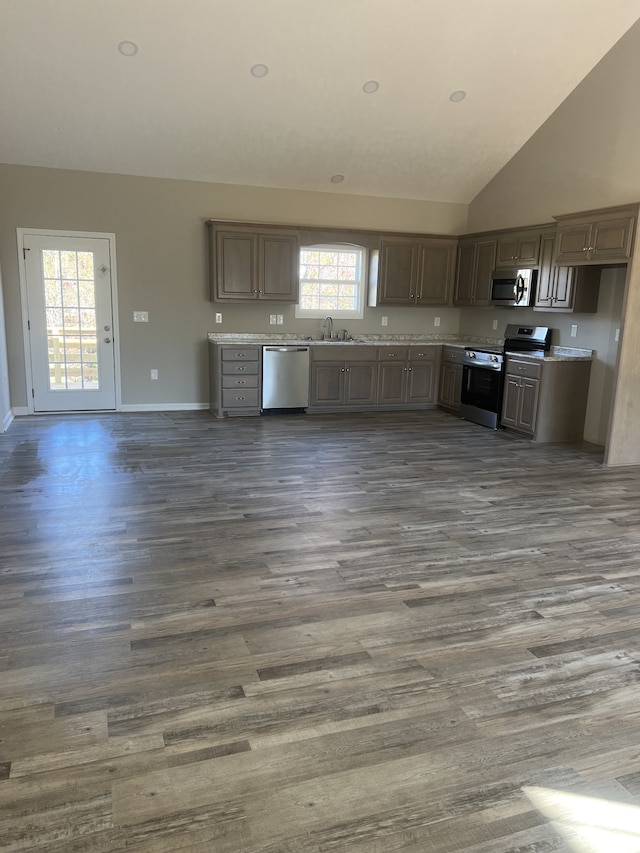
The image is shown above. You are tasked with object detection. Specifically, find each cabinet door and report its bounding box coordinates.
[378,239,417,304]
[454,243,475,306]
[501,376,521,427]
[473,240,498,306]
[516,231,541,266]
[451,364,463,411]
[406,362,435,404]
[591,216,635,261]
[416,242,455,305]
[534,234,556,308]
[518,378,540,433]
[555,223,592,263]
[496,235,519,268]
[310,362,343,405]
[345,363,378,405]
[215,231,256,299]
[258,233,299,301]
[550,266,575,309]
[378,362,406,405]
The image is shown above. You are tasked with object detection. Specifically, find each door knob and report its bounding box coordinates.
[104,337,112,343]
[104,325,111,331]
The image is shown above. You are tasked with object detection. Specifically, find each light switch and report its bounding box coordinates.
[269,314,277,325]
[434,317,441,327]
[133,311,148,322]
[276,314,284,325]
[381,316,388,326]
[571,324,578,337]
[215,313,223,324]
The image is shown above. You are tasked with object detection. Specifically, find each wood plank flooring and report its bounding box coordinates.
[1,409,640,851]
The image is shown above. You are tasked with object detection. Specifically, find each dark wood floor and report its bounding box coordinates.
[1,409,640,852]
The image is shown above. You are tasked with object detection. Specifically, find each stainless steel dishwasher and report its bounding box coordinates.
[261,345,310,410]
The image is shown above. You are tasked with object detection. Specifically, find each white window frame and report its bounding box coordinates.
[295,243,367,320]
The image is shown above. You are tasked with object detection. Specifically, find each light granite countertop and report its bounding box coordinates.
[207,333,593,361]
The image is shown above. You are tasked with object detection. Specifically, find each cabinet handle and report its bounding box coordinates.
[341,368,345,372]
[236,380,246,385]
[237,366,246,371]
[389,353,397,357]
[410,293,415,299]
[235,396,245,401]
[408,367,413,371]
[346,368,350,372]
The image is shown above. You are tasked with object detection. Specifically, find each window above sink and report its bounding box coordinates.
[294,243,366,320]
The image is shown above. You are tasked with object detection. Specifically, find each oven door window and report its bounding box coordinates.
[461,365,503,411]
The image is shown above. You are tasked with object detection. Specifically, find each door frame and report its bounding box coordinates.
[16,227,122,414]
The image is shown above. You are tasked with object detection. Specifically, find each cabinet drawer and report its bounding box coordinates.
[378,347,409,361]
[441,346,464,364]
[507,358,542,379]
[222,389,260,407]
[221,347,260,361]
[408,345,437,362]
[221,362,260,375]
[222,375,259,390]
[311,346,378,361]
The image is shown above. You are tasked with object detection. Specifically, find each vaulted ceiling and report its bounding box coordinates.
[1,0,639,203]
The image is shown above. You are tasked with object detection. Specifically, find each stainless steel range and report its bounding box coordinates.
[460,325,552,430]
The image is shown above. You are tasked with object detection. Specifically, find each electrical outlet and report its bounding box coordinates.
[133,311,148,322]
[492,320,498,330]
[571,324,578,338]
[615,328,620,342]
[215,313,223,324]
[434,317,441,327]
[269,314,277,325]
[276,314,284,325]
[150,369,158,380]
[381,316,388,327]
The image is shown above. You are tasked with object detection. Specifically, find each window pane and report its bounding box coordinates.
[301,250,319,264]
[64,308,80,329]
[43,250,60,278]
[320,265,338,280]
[61,251,77,279]
[319,296,338,310]
[62,280,78,305]
[338,252,357,265]
[338,266,356,281]
[319,252,338,265]
[300,294,319,309]
[77,252,94,280]
[45,280,62,307]
[46,307,63,330]
[301,282,319,296]
[79,281,96,308]
[301,264,320,280]
[319,283,339,297]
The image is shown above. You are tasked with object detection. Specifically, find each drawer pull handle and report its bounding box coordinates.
[236,396,245,401]
[237,366,246,371]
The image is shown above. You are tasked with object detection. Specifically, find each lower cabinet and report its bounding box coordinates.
[308,344,438,411]
[377,346,437,406]
[209,344,262,417]
[438,346,464,412]
[502,356,592,442]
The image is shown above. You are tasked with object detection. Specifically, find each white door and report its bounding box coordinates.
[22,233,117,411]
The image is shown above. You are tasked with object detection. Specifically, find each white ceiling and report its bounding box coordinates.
[1,0,640,204]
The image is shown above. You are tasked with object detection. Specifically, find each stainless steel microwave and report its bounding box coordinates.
[490,269,536,307]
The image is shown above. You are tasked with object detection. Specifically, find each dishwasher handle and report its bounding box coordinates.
[264,346,310,352]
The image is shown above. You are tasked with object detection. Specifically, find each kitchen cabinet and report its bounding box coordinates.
[535,233,601,312]
[207,221,299,302]
[554,205,636,264]
[501,355,592,442]
[454,238,497,306]
[376,237,456,306]
[495,228,541,268]
[308,346,378,409]
[209,344,262,418]
[438,346,464,412]
[377,346,437,406]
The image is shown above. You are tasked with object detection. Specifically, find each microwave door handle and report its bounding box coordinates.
[515,274,525,304]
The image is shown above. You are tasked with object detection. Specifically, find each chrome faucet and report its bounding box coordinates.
[322,315,333,339]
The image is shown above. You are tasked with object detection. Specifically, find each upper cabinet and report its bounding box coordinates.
[376,236,457,306]
[534,233,601,313]
[495,228,542,269]
[453,238,497,306]
[554,204,637,264]
[207,221,300,302]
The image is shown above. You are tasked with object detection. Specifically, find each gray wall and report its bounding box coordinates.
[0,261,11,430]
[0,163,466,410]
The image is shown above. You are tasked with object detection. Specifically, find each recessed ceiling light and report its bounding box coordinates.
[449,89,466,103]
[250,63,269,78]
[330,174,345,184]
[117,41,138,57]
[362,80,379,94]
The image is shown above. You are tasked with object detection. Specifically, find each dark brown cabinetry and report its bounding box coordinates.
[501,356,592,442]
[209,344,262,418]
[554,206,636,264]
[377,346,437,406]
[495,229,541,268]
[454,239,497,306]
[438,346,464,412]
[377,237,456,306]
[535,233,601,312]
[207,222,299,302]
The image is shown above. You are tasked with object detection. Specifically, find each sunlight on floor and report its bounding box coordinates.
[524,786,640,852]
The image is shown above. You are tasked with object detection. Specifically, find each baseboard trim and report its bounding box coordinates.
[120,403,210,412]
[2,409,16,431]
